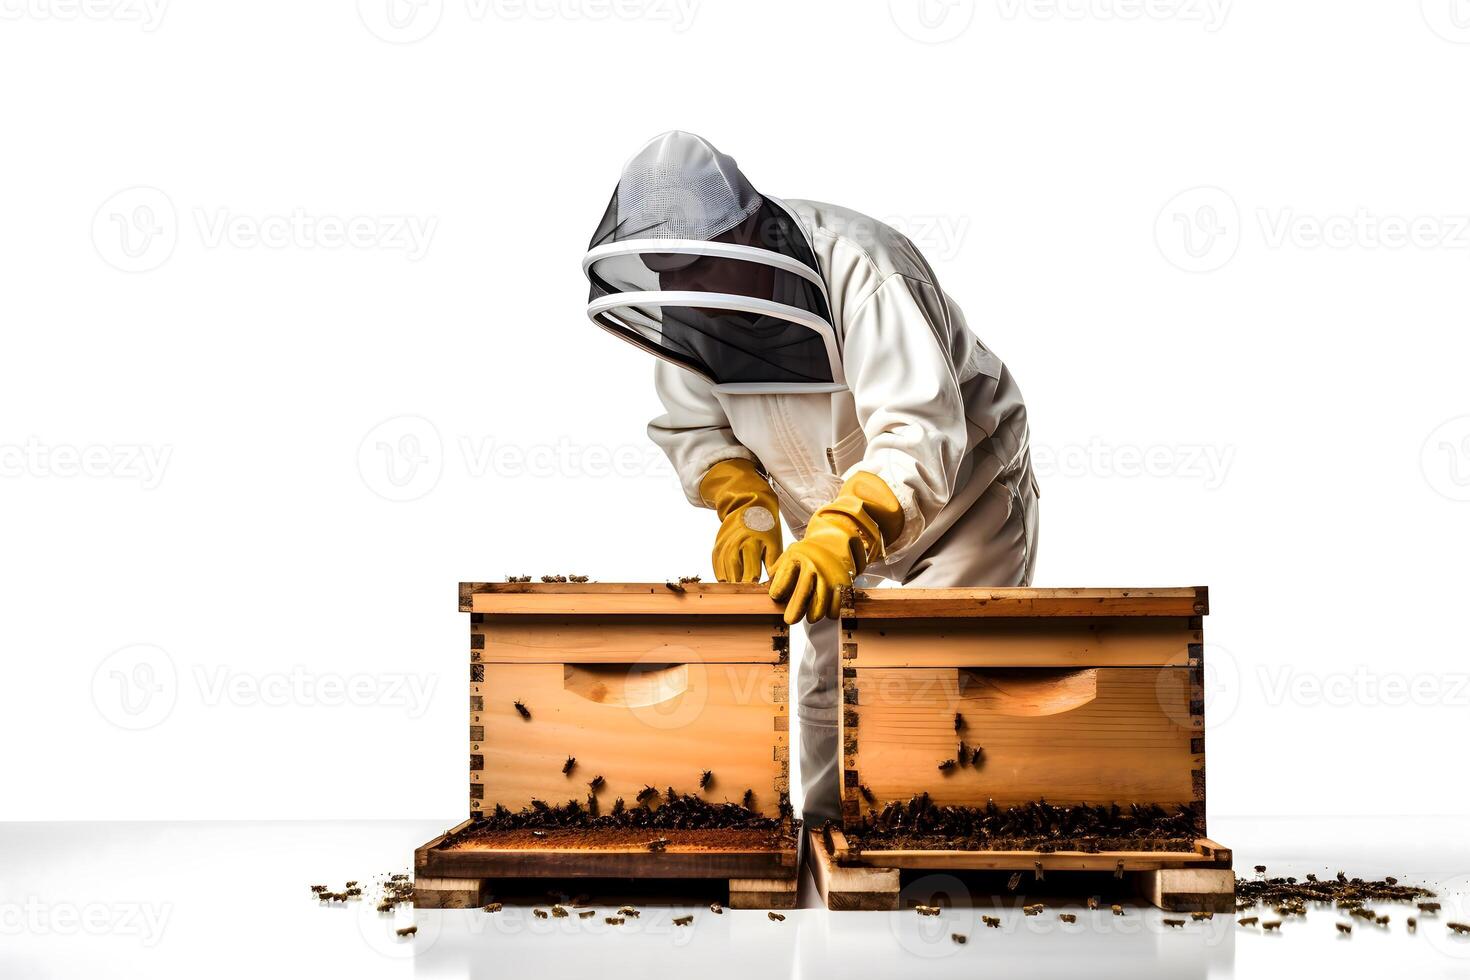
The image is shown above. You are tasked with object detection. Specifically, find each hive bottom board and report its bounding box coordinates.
[806,829,1235,912]
[413,821,800,910]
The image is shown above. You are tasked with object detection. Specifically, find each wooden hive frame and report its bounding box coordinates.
[815,586,1233,913]
[415,582,799,909]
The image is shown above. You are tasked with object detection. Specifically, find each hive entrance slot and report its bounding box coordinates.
[562,663,691,708]
[956,667,1099,716]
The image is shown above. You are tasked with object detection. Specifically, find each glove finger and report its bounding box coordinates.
[761,538,781,578]
[807,575,831,625]
[784,562,816,626]
[768,554,797,602]
[738,541,763,583]
[828,584,844,622]
[712,541,733,583]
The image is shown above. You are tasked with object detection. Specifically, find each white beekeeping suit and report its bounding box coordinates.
[583,131,1038,821]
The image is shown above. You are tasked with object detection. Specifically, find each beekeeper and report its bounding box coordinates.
[582,131,1038,822]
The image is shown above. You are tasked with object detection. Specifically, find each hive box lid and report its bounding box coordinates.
[460,581,781,616]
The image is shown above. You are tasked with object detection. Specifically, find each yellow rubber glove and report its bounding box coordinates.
[768,472,905,625]
[699,458,783,583]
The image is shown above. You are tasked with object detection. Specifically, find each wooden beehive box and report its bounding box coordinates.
[414,582,798,909]
[812,586,1233,912]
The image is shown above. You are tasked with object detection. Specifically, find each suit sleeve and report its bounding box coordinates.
[839,273,970,559]
[647,357,757,509]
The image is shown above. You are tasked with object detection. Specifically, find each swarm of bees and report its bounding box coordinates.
[767,912,785,922]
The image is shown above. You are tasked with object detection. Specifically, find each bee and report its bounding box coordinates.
[1191,912,1214,921]
[1262,921,1282,932]
[1114,861,1125,880]
[768,912,785,922]
[859,785,875,805]
[531,830,547,838]
[540,575,562,583]
[938,759,957,772]
[673,915,693,926]
[1254,865,1266,874]
[1419,902,1442,914]
[376,901,394,913]
[1059,913,1077,924]
[396,925,418,938]
[1407,917,1417,933]
[551,905,570,918]
[514,700,531,720]
[1350,909,1376,921]
[533,909,549,919]
[309,885,327,894]
[605,916,625,925]
[1111,905,1125,916]
[589,775,605,792]
[1386,876,1398,885]
[617,906,641,918]
[1376,915,1390,926]
[562,756,576,776]
[506,575,531,583]
[699,770,714,790]
[957,741,970,765]
[1033,861,1045,882]
[578,909,595,919]
[821,821,836,856]
[1449,923,1470,936]
[647,837,669,852]
[954,712,964,732]
[664,581,686,593]
[483,903,502,913]
[983,916,1001,928]
[1335,923,1351,935]
[1087,896,1100,911]
[970,746,984,766]
[1238,916,1258,926]
[1007,872,1023,892]
[345,880,358,888]
[568,575,590,583]
[636,786,660,806]
[1305,873,1318,882]
[1337,871,1347,884]
[710,903,724,915]
[915,905,941,916]
[1163,919,1184,928]
[951,933,967,944]
[1023,904,1044,916]
[743,789,757,810]
[679,575,702,585]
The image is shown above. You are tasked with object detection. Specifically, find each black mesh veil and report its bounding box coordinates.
[585,196,839,387]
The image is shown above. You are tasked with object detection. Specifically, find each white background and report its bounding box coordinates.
[2,0,1468,824]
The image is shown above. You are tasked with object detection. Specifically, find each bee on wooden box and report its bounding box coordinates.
[588,775,604,792]
[937,759,957,773]
[859,785,875,806]
[568,575,590,583]
[562,756,576,775]
[1238,916,1258,927]
[954,712,964,732]
[1033,861,1045,882]
[1419,902,1442,914]
[646,837,669,852]
[1262,921,1282,932]
[513,700,531,720]
[699,770,714,790]
[743,789,757,810]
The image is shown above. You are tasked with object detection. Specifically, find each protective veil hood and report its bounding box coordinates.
[583,131,842,392]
